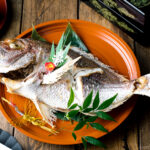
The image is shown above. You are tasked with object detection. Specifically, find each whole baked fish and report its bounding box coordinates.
[0,38,150,126]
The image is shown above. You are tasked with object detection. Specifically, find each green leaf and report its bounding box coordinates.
[85,116,98,122]
[55,111,68,120]
[68,110,79,118]
[98,94,118,110]
[56,59,67,68]
[49,42,55,62]
[31,25,47,42]
[92,91,100,109]
[90,123,108,132]
[72,132,77,141]
[63,42,71,59]
[83,90,93,109]
[74,121,86,131]
[83,108,93,113]
[69,103,78,109]
[63,23,89,52]
[82,137,87,150]
[96,111,116,122]
[67,88,75,108]
[84,136,106,148]
[56,33,64,55]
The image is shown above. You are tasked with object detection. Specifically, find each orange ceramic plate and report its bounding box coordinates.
[0,19,140,145]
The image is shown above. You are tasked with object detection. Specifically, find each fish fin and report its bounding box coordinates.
[133,74,150,97]
[74,68,103,78]
[34,101,57,127]
[2,77,23,93]
[42,56,81,84]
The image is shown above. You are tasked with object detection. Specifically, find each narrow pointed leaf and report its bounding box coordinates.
[67,88,74,107]
[98,94,118,110]
[83,90,93,109]
[92,91,100,109]
[63,42,71,59]
[31,25,46,42]
[56,33,64,54]
[63,23,89,52]
[96,111,116,122]
[85,116,98,122]
[90,123,108,132]
[82,137,87,150]
[72,132,77,141]
[84,136,106,148]
[49,42,55,62]
[69,103,78,109]
[68,110,79,118]
[74,121,86,131]
[56,59,67,68]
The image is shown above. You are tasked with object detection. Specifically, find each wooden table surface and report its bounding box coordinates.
[0,0,150,150]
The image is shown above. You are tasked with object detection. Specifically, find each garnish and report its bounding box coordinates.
[45,62,55,72]
[65,88,117,149]
[45,34,71,71]
[1,97,58,135]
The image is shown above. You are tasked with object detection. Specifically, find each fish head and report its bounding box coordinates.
[0,39,37,74]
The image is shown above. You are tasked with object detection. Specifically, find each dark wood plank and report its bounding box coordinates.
[79,2,138,150]
[134,43,150,150]
[0,0,23,135]
[14,0,78,149]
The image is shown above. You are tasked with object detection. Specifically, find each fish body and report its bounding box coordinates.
[0,39,149,126]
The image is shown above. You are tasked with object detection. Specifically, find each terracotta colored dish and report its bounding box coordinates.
[0,19,140,145]
[0,0,7,29]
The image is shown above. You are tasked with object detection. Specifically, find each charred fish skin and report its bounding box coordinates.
[1,38,150,126]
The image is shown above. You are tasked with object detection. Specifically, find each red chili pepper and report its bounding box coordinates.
[45,62,55,71]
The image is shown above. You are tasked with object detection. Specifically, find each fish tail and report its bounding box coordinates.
[133,74,150,97]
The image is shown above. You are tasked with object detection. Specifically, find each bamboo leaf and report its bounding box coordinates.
[92,91,100,109]
[56,33,64,54]
[82,137,87,150]
[84,136,106,148]
[67,88,75,108]
[63,23,89,52]
[69,103,78,109]
[72,132,77,141]
[98,94,118,110]
[74,121,86,131]
[90,123,108,132]
[49,42,55,62]
[83,90,93,109]
[68,110,79,118]
[63,42,71,59]
[31,25,46,42]
[56,59,67,68]
[96,111,116,122]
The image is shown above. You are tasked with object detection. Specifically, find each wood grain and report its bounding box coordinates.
[134,43,150,150]
[0,0,23,135]
[79,1,138,150]
[13,0,78,149]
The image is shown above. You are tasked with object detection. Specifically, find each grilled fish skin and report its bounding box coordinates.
[0,38,149,126]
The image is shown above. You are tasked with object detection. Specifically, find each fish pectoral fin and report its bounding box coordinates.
[34,100,57,127]
[42,56,81,85]
[134,74,150,97]
[2,77,23,93]
[74,68,103,79]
